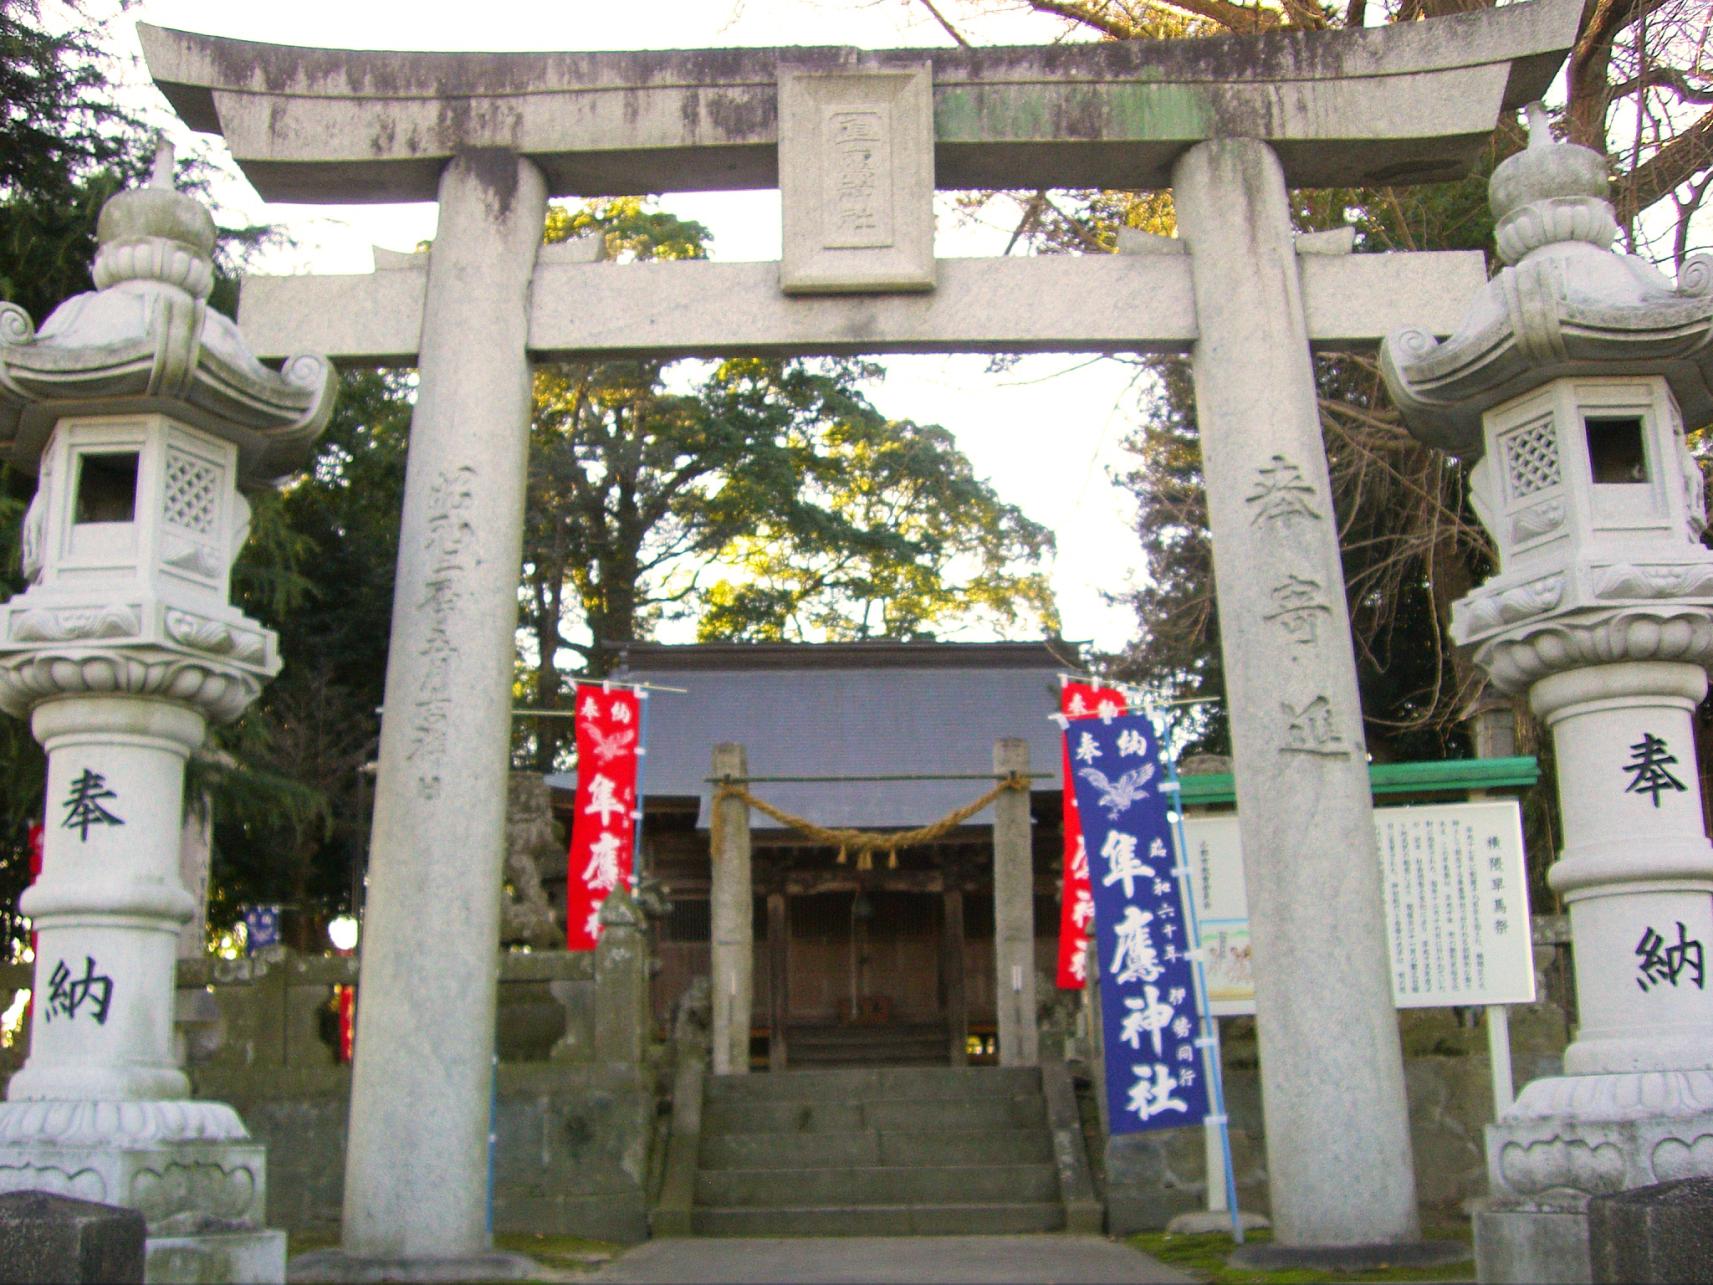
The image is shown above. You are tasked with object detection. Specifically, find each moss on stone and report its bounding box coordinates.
[1127,1228,1475,1285]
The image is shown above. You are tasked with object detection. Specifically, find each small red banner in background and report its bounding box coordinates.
[566,684,641,950]
[1056,682,1128,989]
[24,821,42,1020]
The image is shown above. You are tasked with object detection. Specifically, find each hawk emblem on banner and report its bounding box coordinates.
[587,725,637,764]
[1077,764,1155,819]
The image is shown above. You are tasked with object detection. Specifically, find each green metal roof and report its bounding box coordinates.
[1176,756,1539,808]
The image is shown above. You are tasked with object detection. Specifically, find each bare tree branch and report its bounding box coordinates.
[916,0,973,46]
[1017,0,1143,38]
[1615,107,1713,223]
[1609,65,1713,106]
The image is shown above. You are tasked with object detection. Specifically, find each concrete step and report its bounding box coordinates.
[790,1028,947,1043]
[788,1044,946,1067]
[700,1093,1046,1136]
[785,1026,950,1067]
[705,1066,1040,1104]
[700,1126,1055,1171]
[694,1163,1059,1208]
[690,1202,1066,1238]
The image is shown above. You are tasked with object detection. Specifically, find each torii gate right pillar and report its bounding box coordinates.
[1175,138,1422,1253]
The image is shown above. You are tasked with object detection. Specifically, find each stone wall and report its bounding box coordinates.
[1,944,662,1244]
[193,1061,657,1242]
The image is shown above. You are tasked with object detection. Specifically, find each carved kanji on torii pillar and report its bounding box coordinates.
[136,4,1582,1277]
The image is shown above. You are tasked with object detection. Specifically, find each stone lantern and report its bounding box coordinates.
[1382,105,1713,1283]
[0,145,333,1282]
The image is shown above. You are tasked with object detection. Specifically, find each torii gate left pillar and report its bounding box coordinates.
[140,6,1580,1277]
[332,153,547,1277]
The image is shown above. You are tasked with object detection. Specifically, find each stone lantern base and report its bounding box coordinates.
[1475,1069,1713,1282]
[0,1099,285,1284]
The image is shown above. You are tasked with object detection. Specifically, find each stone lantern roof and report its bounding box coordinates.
[0,142,334,485]
[1381,103,1713,457]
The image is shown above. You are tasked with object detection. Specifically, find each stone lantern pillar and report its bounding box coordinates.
[0,146,333,1282]
[1382,105,1713,1284]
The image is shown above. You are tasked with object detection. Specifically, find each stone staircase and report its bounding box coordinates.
[689,1066,1071,1236]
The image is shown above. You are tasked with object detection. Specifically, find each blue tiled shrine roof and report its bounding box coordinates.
[551,641,1071,832]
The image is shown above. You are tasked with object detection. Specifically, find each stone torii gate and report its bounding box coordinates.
[140,4,1578,1277]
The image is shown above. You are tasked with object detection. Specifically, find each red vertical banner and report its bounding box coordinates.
[566,684,642,951]
[336,985,356,1064]
[1056,681,1128,988]
[24,822,42,1019]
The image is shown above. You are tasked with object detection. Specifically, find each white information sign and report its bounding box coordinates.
[1181,799,1535,1014]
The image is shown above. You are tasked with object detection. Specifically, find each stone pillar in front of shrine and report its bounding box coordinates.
[0,147,334,1283]
[1383,105,1713,1284]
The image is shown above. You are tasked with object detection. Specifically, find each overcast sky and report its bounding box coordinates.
[111,0,1149,655]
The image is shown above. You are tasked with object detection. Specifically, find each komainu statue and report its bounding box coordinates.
[502,771,563,948]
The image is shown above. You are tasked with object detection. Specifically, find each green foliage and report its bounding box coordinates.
[0,2,152,320]
[692,362,1058,644]
[0,481,39,957]
[1108,358,1231,753]
[208,369,414,930]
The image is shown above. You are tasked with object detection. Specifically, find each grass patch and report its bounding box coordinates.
[495,1232,621,1272]
[1129,1228,1475,1285]
[285,1229,339,1255]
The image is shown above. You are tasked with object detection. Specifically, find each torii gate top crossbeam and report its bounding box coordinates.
[141,1,1577,205]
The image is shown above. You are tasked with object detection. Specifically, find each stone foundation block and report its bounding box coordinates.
[0,1189,145,1284]
[1474,1202,1591,1285]
[146,1227,285,1285]
[1588,1176,1713,1284]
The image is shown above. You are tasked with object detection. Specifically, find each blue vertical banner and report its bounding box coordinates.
[1067,712,1211,1134]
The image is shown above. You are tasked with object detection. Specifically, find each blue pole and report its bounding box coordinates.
[1157,711,1244,1245]
[631,689,651,890]
[486,1050,498,1242]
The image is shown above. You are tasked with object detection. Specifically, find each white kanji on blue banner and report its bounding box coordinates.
[1067,713,1211,1134]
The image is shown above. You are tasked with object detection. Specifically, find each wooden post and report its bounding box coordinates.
[1086,935,1109,1140]
[993,738,1038,1067]
[710,743,752,1076]
[942,885,967,1066]
[767,890,789,1072]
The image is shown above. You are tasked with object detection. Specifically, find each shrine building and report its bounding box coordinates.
[550,639,1077,1068]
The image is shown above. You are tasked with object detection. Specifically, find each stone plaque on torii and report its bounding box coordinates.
[139,3,1580,1277]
